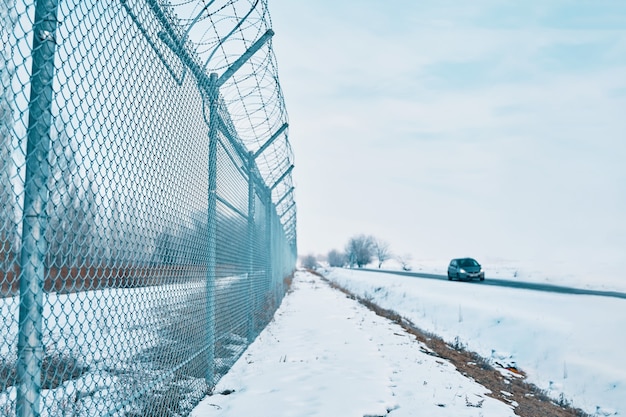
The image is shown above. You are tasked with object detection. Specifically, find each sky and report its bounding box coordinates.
[268,1,626,279]
[192,269,625,416]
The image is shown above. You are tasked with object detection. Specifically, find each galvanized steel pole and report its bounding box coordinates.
[266,193,274,302]
[17,0,60,415]
[205,72,219,386]
[247,151,256,341]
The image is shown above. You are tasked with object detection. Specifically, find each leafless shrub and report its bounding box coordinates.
[327,249,346,267]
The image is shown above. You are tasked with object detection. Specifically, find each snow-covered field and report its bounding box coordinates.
[324,267,626,416]
[192,270,519,417]
[3,264,623,415]
[191,268,625,417]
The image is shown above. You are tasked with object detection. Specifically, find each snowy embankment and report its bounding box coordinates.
[192,271,518,417]
[323,267,625,416]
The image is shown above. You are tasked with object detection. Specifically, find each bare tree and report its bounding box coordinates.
[396,253,413,271]
[373,239,391,268]
[327,249,346,267]
[0,141,14,272]
[47,123,98,269]
[345,235,375,268]
[300,254,317,270]
[0,95,14,271]
[181,210,209,265]
[1,5,17,272]
[153,227,178,266]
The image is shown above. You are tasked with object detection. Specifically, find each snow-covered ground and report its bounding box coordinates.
[325,267,625,416]
[192,270,519,417]
[0,282,211,415]
[192,268,625,417]
[0,277,248,415]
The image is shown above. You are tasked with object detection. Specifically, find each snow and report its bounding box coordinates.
[0,281,211,415]
[400,257,626,293]
[324,268,625,416]
[192,268,625,417]
[192,271,517,417]
[3,264,620,415]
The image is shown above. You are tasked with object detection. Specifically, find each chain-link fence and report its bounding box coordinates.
[1,0,296,415]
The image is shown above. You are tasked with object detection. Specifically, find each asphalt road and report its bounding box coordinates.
[360,268,626,300]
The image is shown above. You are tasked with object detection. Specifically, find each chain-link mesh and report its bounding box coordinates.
[1,0,296,415]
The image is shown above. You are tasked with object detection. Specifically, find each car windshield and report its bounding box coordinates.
[459,258,479,267]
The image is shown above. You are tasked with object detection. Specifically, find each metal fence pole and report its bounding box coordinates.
[205,72,219,386]
[17,0,60,415]
[265,193,273,300]
[247,152,256,341]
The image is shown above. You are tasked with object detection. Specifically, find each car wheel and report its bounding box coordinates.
[480,276,485,281]
[447,272,452,281]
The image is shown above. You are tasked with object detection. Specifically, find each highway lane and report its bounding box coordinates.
[359,268,626,300]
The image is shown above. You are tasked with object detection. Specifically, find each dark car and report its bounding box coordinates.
[447,258,485,281]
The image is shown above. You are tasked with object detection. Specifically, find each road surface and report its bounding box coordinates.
[360,268,626,300]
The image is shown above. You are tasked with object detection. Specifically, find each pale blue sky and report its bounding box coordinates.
[269,1,626,277]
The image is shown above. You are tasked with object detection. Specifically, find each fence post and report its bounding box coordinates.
[265,193,274,303]
[247,152,256,341]
[205,72,219,387]
[17,0,60,415]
